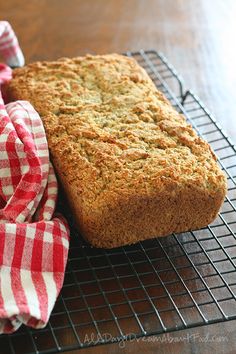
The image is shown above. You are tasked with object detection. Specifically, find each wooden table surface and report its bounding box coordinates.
[1,0,236,353]
[1,0,236,143]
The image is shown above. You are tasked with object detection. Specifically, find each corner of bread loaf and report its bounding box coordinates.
[73,172,227,249]
[49,145,227,249]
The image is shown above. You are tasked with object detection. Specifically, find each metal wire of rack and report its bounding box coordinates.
[1,49,236,354]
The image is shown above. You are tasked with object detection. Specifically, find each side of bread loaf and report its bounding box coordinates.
[7,54,227,248]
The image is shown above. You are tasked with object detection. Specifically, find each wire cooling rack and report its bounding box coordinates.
[1,50,236,354]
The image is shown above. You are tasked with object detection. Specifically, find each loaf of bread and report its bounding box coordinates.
[7,54,227,248]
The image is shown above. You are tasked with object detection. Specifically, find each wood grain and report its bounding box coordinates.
[0,1,235,353]
[1,0,236,141]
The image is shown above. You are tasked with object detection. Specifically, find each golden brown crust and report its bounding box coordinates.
[7,54,227,248]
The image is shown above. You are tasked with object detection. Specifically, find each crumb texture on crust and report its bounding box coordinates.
[7,54,227,248]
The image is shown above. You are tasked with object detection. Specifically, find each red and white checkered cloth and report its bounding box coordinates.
[0,21,24,68]
[0,22,70,334]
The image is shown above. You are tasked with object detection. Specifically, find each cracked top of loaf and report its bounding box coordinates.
[7,54,227,210]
